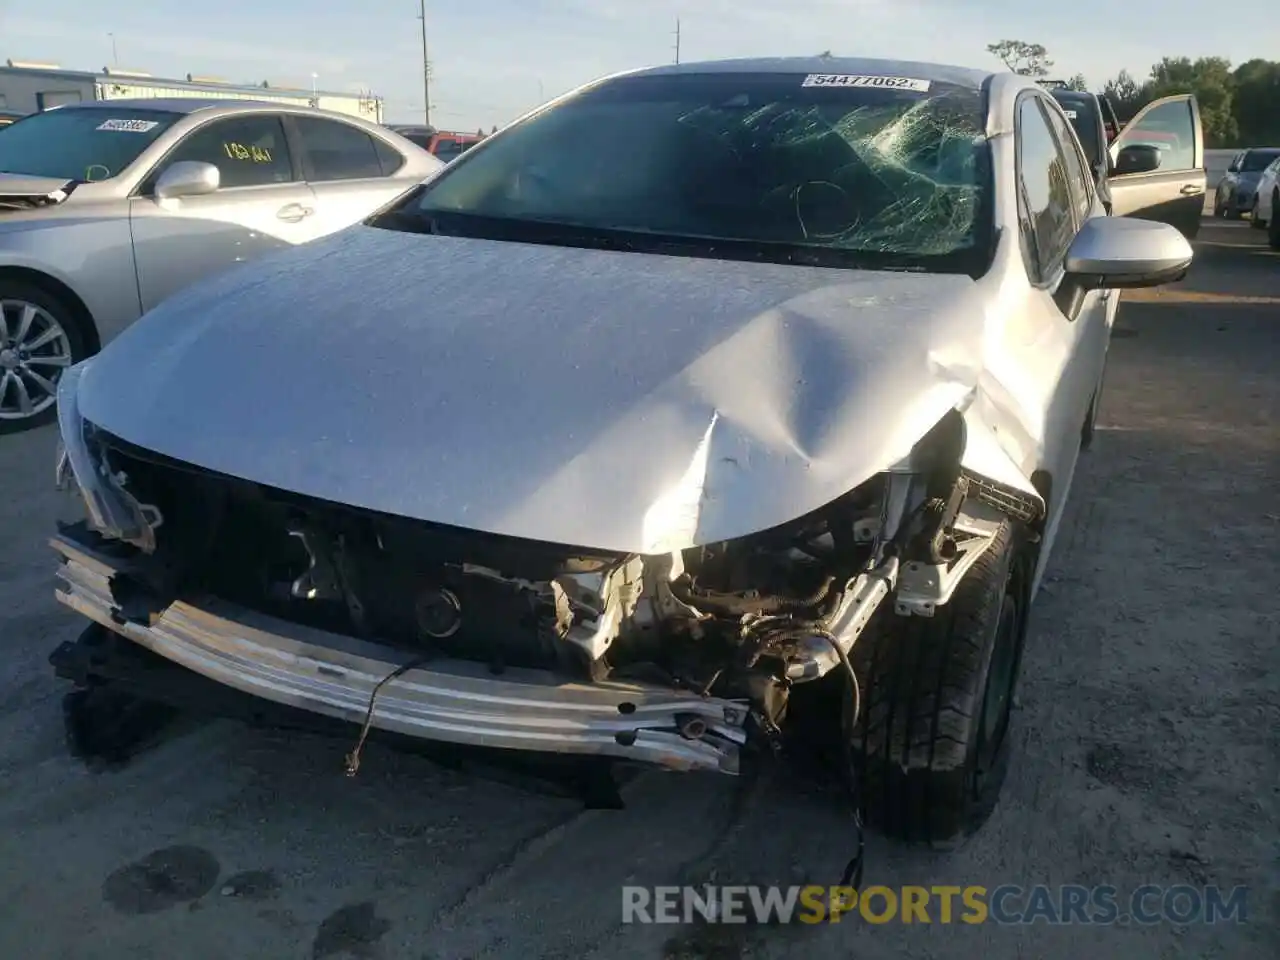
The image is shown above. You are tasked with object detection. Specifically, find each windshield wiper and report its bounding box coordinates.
[374,208,646,252]
[371,208,963,273]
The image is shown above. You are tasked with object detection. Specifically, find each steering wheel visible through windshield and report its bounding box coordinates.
[0,106,178,182]
[379,72,992,272]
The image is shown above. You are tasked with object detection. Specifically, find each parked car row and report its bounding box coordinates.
[0,98,444,431]
[1240,153,1280,250]
[50,56,1200,847]
[1213,146,1280,221]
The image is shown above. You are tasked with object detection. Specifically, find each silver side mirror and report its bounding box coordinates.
[154,160,220,200]
[1065,216,1193,290]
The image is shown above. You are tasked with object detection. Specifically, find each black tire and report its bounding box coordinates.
[0,280,87,434]
[1212,194,1224,217]
[1269,193,1280,250]
[850,519,1031,847]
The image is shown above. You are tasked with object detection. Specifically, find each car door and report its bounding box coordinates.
[1106,94,1204,240]
[1259,158,1280,222]
[287,114,415,237]
[128,113,320,312]
[1005,93,1111,564]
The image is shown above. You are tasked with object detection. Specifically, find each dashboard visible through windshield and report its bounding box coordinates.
[372,72,992,273]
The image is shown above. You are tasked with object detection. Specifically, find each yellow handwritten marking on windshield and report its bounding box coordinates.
[223,141,273,163]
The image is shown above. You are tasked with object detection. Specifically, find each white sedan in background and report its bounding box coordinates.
[0,99,441,432]
[1248,154,1280,248]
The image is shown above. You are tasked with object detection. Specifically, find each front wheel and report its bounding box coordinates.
[0,282,86,434]
[850,519,1031,847]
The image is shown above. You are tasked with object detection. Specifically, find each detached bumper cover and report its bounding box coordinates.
[51,534,748,774]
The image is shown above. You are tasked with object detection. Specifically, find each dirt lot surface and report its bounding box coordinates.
[1,219,1276,959]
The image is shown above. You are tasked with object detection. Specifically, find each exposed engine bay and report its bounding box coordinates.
[57,415,1040,751]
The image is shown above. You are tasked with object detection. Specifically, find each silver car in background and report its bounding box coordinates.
[1246,153,1280,247]
[1212,146,1280,219]
[53,58,1195,846]
[0,99,442,431]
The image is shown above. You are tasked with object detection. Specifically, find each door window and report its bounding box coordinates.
[1041,100,1094,221]
[1118,101,1196,171]
[293,115,386,181]
[163,115,294,189]
[371,137,406,175]
[1017,96,1076,281]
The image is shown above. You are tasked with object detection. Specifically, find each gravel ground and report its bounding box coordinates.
[0,218,1276,959]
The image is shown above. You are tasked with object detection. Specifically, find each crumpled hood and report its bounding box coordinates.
[77,225,989,553]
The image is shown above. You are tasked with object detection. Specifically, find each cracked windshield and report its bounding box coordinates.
[390,75,987,266]
[0,2,1275,960]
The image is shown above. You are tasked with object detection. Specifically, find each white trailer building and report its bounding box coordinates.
[0,60,382,123]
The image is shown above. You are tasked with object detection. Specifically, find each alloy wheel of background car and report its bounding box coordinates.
[847,519,1031,848]
[0,285,85,433]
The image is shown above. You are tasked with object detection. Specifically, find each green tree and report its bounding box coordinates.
[1232,59,1280,145]
[1145,56,1237,147]
[986,40,1053,77]
[1102,69,1151,120]
[1064,73,1089,92]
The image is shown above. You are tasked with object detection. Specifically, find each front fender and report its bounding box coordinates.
[0,213,141,343]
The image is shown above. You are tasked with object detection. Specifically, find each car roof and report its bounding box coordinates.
[623,56,993,90]
[52,98,373,122]
[54,98,259,115]
[1049,90,1096,104]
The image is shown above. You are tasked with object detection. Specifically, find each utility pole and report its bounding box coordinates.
[108,33,118,67]
[673,19,681,65]
[417,0,431,128]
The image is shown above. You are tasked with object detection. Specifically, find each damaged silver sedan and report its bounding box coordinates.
[51,57,1194,845]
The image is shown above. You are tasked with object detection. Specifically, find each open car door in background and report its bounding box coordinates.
[1107,94,1205,240]
[1099,96,1120,143]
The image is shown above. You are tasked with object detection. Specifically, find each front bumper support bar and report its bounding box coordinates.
[51,533,748,775]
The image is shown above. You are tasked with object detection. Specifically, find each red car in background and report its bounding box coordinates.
[388,125,484,162]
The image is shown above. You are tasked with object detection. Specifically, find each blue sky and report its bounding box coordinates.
[3,1,1276,128]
